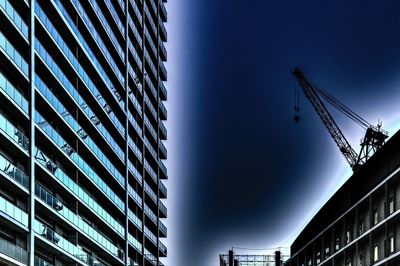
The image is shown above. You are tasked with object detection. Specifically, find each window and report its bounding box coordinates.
[308,259,312,266]
[359,254,364,266]
[346,261,352,266]
[335,237,340,251]
[358,219,364,235]
[374,209,378,225]
[390,235,395,253]
[316,251,321,264]
[346,230,351,244]
[373,245,379,262]
[325,246,330,257]
[389,197,395,214]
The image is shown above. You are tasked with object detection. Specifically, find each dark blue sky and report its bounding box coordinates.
[166,1,400,265]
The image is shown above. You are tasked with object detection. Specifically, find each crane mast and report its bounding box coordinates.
[292,67,388,171]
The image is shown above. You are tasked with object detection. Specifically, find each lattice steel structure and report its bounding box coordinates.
[220,250,290,266]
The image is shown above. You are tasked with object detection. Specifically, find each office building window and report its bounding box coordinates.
[390,235,395,253]
[389,197,394,214]
[358,219,364,235]
[325,246,330,257]
[374,209,378,225]
[335,237,340,251]
[346,229,351,244]
[373,245,379,262]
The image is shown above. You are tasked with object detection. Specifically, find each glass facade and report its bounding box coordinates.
[0,0,167,265]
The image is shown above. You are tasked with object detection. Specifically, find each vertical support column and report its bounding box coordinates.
[385,183,388,260]
[141,1,146,265]
[312,242,315,266]
[275,250,281,266]
[125,0,130,265]
[28,0,36,265]
[156,0,161,264]
[322,234,325,263]
[305,246,307,266]
[228,250,234,266]
[355,205,359,266]
[343,217,346,265]
[369,195,373,265]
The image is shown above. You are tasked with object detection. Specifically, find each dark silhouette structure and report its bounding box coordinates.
[293,68,388,171]
[220,249,288,266]
[284,129,400,265]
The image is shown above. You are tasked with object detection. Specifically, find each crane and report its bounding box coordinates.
[292,67,388,171]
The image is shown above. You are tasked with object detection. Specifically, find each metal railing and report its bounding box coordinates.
[0,237,28,264]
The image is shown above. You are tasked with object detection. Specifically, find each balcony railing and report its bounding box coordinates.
[34,148,125,237]
[0,32,28,77]
[35,183,121,258]
[128,209,142,230]
[159,180,167,197]
[145,74,157,100]
[159,0,167,21]
[144,93,158,120]
[159,81,167,100]
[159,60,167,80]
[159,18,167,41]
[129,0,142,26]
[33,220,106,266]
[159,140,167,159]
[128,234,142,253]
[144,181,157,203]
[0,113,29,152]
[159,119,167,138]
[0,194,28,227]
[128,14,143,46]
[0,0,29,39]
[159,99,167,119]
[144,247,157,265]
[35,111,125,211]
[129,258,140,266]
[34,256,54,266]
[144,4,157,38]
[144,27,157,59]
[159,40,167,61]
[0,72,29,114]
[144,159,157,184]
[159,199,167,217]
[128,184,143,208]
[159,220,167,236]
[159,240,167,255]
[159,159,167,178]
[144,114,157,139]
[0,153,29,188]
[0,237,28,265]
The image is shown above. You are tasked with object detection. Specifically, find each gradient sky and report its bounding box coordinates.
[165,1,400,265]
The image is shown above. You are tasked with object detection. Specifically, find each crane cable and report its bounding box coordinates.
[294,80,300,122]
[295,76,373,130]
[311,80,371,129]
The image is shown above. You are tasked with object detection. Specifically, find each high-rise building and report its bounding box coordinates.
[0,0,167,265]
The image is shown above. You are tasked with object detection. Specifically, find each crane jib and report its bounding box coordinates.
[292,67,388,172]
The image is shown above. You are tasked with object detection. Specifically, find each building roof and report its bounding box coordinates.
[291,128,400,255]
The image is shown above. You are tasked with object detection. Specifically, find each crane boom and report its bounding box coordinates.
[292,67,388,171]
[293,68,359,168]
